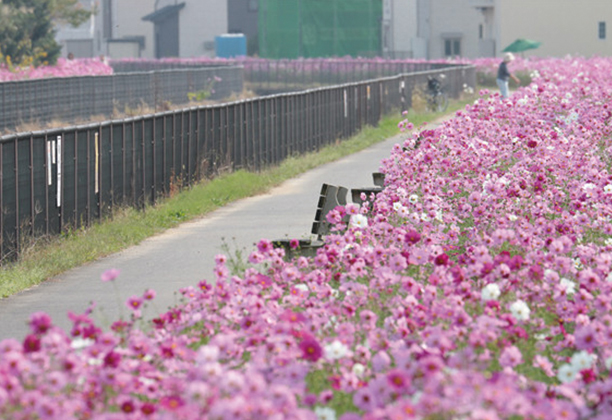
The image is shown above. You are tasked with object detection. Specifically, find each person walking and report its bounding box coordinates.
[497,52,520,99]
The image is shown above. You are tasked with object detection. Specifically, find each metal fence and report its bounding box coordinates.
[0,66,244,132]
[111,58,458,89]
[0,65,475,263]
[242,60,457,87]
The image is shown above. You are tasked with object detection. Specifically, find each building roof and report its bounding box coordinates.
[142,3,186,22]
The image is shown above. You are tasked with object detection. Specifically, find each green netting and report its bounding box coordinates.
[259,0,382,59]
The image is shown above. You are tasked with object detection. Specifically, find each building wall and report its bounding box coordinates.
[387,0,417,58]
[428,0,484,59]
[498,0,612,57]
[114,0,155,58]
[177,1,228,58]
[228,0,258,38]
[55,0,97,57]
[227,0,258,55]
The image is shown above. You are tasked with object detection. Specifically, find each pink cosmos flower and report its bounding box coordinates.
[22,334,41,353]
[574,324,600,351]
[100,268,120,282]
[299,336,323,362]
[28,312,53,335]
[353,387,378,412]
[499,345,523,368]
[143,288,156,301]
[404,229,422,245]
[371,351,391,372]
[159,395,185,411]
[127,296,143,311]
[386,368,410,390]
[408,248,429,265]
[256,239,273,254]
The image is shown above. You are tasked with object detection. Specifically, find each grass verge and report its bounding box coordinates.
[0,97,472,299]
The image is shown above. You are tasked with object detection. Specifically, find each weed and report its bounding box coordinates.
[220,237,250,276]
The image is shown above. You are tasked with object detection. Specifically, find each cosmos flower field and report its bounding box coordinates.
[2,56,612,419]
[0,57,113,81]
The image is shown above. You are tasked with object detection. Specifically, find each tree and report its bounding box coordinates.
[51,0,93,27]
[0,0,93,67]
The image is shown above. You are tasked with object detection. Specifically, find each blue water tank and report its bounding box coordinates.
[215,34,247,58]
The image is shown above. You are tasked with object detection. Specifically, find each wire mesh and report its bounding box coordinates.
[0,66,244,132]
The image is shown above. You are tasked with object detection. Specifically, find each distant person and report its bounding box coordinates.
[67,52,75,60]
[497,52,520,99]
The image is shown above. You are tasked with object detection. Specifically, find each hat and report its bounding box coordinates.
[503,52,515,63]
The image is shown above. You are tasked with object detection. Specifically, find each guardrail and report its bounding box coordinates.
[0,65,475,263]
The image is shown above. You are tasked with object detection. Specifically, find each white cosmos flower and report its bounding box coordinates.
[294,283,309,292]
[604,184,612,194]
[397,206,410,218]
[197,345,220,364]
[557,363,578,383]
[314,406,337,420]
[573,258,584,270]
[324,340,349,360]
[350,214,368,229]
[71,338,94,350]
[606,357,612,370]
[352,363,366,378]
[560,278,576,295]
[481,283,501,301]
[570,351,596,371]
[435,210,443,222]
[510,300,530,321]
[408,194,419,204]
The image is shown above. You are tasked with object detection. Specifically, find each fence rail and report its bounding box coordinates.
[111,58,458,88]
[0,66,244,132]
[0,65,475,263]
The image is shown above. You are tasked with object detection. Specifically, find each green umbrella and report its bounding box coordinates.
[502,38,542,53]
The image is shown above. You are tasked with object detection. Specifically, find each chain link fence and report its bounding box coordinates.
[0,66,244,132]
[110,58,458,90]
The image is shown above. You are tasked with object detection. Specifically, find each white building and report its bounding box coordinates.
[407,0,612,60]
[56,0,228,59]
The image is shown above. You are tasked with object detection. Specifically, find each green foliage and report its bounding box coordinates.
[187,90,212,102]
[0,0,93,67]
[50,0,93,26]
[187,78,218,102]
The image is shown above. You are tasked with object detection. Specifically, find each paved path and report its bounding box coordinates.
[0,128,418,341]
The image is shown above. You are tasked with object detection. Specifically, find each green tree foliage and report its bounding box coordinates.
[0,0,93,67]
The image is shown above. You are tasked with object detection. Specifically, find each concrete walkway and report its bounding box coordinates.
[0,128,418,341]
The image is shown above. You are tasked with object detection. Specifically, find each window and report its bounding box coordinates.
[444,39,461,57]
[248,0,258,12]
[599,21,606,39]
